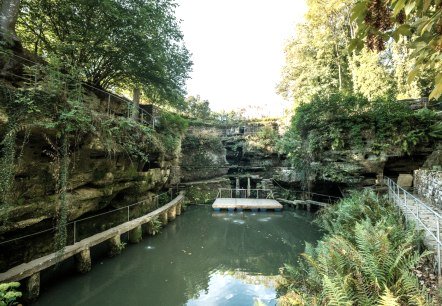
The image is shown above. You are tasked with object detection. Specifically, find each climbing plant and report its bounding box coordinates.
[278,93,442,184]
[0,52,185,253]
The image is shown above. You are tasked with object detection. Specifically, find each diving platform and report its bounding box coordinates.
[213,188,283,212]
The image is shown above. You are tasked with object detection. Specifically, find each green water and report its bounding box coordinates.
[34,206,321,306]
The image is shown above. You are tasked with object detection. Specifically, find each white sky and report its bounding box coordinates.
[175,0,307,117]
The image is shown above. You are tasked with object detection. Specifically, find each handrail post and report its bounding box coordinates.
[107,93,111,115]
[127,206,130,222]
[438,219,441,277]
[73,221,77,244]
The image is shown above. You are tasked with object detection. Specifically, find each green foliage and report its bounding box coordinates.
[157,112,189,135]
[277,0,355,106]
[17,0,192,106]
[246,125,278,152]
[182,134,224,154]
[279,93,441,183]
[350,0,442,100]
[99,116,155,161]
[185,95,211,119]
[156,111,188,153]
[148,217,162,235]
[0,126,17,210]
[280,0,439,105]
[0,282,21,306]
[54,134,69,254]
[279,190,433,305]
[350,48,396,100]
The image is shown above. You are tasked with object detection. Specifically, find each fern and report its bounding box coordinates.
[378,287,400,306]
[322,275,353,306]
[279,190,434,305]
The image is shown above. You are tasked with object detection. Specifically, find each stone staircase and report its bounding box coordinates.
[396,194,442,251]
[386,177,442,275]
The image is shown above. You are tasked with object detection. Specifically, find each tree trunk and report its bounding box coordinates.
[0,0,21,43]
[132,87,141,120]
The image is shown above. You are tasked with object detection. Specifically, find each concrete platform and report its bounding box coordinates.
[212,198,283,212]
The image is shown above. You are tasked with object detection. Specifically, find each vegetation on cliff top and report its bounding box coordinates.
[277,0,442,185]
[0,0,190,254]
[278,93,442,184]
[14,0,192,106]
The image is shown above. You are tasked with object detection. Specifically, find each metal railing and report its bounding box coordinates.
[216,188,274,199]
[0,190,177,247]
[270,179,341,204]
[385,177,442,276]
[0,49,157,128]
[277,190,341,204]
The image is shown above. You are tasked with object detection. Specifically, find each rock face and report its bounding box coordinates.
[182,178,231,204]
[2,131,177,234]
[397,174,414,187]
[414,170,442,209]
[0,97,180,272]
[274,147,435,190]
[180,131,228,182]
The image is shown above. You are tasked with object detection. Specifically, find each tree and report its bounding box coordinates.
[351,0,442,99]
[185,95,211,119]
[17,0,192,106]
[278,0,356,106]
[350,47,395,100]
[0,0,21,44]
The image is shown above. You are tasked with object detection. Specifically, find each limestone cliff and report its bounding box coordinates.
[0,84,181,271]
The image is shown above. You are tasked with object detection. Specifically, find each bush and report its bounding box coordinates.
[279,93,442,183]
[291,93,440,155]
[0,282,21,306]
[278,190,433,305]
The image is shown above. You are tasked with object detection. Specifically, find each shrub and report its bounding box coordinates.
[279,93,442,183]
[279,190,433,305]
[0,282,21,306]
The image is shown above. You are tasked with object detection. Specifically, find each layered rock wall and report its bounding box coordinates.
[414,170,442,209]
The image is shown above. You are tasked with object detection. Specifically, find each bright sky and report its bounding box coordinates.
[176,0,307,117]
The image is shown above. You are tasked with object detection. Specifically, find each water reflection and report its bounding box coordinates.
[35,206,321,306]
[187,271,279,306]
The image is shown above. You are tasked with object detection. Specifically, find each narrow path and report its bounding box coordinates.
[385,177,442,276]
[0,192,185,283]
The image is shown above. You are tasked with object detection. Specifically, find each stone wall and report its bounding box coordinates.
[180,130,228,182]
[414,170,442,208]
[182,178,231,204]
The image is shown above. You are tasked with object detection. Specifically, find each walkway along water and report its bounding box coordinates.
[385,177,442,277]
[0,192,185,300]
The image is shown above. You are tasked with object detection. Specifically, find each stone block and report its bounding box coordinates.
[129,226,142,244]
[107,234,122,257]
[75,248,92,273]
[397,174,413,187]
[25,272,40,302]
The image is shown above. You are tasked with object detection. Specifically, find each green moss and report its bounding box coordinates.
[185,179,231,204]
